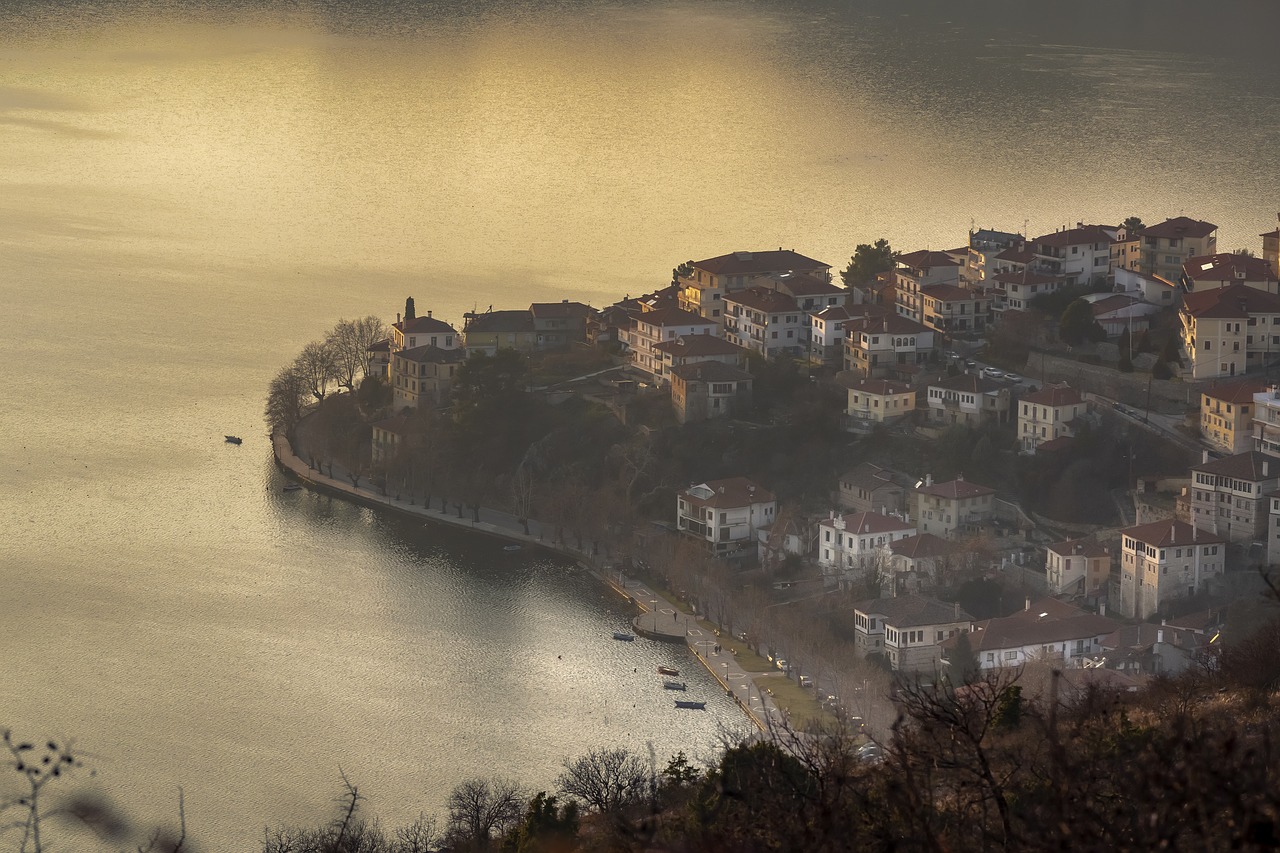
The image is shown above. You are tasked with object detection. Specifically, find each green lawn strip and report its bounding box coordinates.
[754,675,830,730]
[689,619,774,672]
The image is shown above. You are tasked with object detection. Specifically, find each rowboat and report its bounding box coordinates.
[657,665,680,676]
[674,700,706,710]
[663,680,687,691]
[225,435,242,445]
[612,632,635,641]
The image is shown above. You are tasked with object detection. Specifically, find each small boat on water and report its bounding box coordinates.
[224,435,242,445]
[674,700,706,710]
[283,483,302,492]
[612,632,635,641]
[503,544,522,552]
[657,665,680,677]
[663,680,687,691]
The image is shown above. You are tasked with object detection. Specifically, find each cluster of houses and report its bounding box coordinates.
[675,470,1227,680]
[362,213,1280,684]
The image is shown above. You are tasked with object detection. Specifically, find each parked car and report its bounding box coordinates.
[799,675,814,688]
[1004,372,1022,383]
[775,658,788,672]
[964,359,976,368]
[981,367,1003,379]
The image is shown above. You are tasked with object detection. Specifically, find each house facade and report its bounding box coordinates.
[894,250,963,323]
[1200,379,1265,455]
[1123,216,1218,281]
[1114,266,1179,308]
[461,309,537,355]
[837,462,911,516]
[1181,253,1278,295]
[1029,224,1117,286]
[925,374,1010,427]
[651,334,748,385]
[914,476,996,539]
[1179,283,1280,380]
[391,345,468,409]
[722,287,807,358]
[946,598,1119,670]
[1045,537,1110,597]
[852,596,972,673]
[1251,384,1280,456]
[629,307,719,381]
[886,533,961,596]
[529,301,593,348]
[669,361,754,424]
[1018,383,1087,453]
[843,312,936,379]
[842,377,916,432]
[677,250,831,325]
[1119,520,1225,620]
[919,284,993,335]
[817,510,917,587]
[392,313,459,351]
[676,478,776,556]
[1188,451,1280,542]
[370,411,413,465]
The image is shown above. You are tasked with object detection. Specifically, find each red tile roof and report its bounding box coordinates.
[1021,383,1084,407]
[992,270,1063,286]
[1202,378,1267,404]
[846,313,932,337]
[722,287,798,313]
[682,477,775,508]
[634,307,717,328]
[916,477,995,499]
[1121,519,1223,548]
[843,377,914,395]
[1192,450,1280,481]
[1143,216,1217,239]
[1032,224,1115,248]
[529,301,593,318]
[897,250,961,269]
[931,374,1004,395]
[921,283,976,302]
[768,271,844,296]
[852,595,970,628]
[1182,253,1277,284]
[830,511,916,536]
[1046,537,1109,559]
[1181,283,1280,319]
[693,250,829,276]
[1089,294,1143,316]
[396,315,456,334]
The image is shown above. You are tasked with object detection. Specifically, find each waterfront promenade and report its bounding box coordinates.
[272,431,779,731]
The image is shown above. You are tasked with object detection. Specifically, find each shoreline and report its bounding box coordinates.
[271,430,776,730]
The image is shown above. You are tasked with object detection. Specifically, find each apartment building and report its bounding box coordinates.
[1179,283,1280,380]
[1018,383,1087,453]
[1188,451,1280,542]
[1119,520,1224,620]
[677,250,831,324]
[1200,379,1265,455]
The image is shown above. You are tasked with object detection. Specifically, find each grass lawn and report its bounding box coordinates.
[754,675,831,730]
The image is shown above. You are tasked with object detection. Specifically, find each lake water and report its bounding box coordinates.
[3,0,1279,848]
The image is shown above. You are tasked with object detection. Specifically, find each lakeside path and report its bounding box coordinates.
[271,432,778,731]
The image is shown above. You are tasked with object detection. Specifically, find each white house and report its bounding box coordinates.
[943,597,1119,671]
[852,596,973,673]
[630,307,719,382]
[676,477,776,557]
[817,510,916,587]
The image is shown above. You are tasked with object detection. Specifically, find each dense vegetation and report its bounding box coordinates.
[10,630,1280,852]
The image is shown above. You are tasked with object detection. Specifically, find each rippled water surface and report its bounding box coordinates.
[3,0,1280,848]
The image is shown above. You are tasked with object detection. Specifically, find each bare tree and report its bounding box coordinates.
[327,317,390,392]
[265,365,310,438]
[445,777,526,851]
[555,748,650,814]
[296,340,341,403]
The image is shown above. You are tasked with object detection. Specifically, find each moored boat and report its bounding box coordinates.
[224,435,242,445]
[657,665,680,676]
[283,483,302,492]
[663,680,687,691]
[612,632,635,641]
[674,700,706,709]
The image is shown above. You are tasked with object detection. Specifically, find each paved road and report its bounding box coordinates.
[623,581,781,732]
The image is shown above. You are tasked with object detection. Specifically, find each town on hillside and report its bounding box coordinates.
[271,214,1280,733]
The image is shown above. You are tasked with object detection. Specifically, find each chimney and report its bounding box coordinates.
[954,601,960,619]
[1157,629,1165,644]
[925,474,933,487]
[427,309,432,318]
[1025,596,1031,611]
[1203,450,1210,464]
[1265,459,1271,478]
[1099,600,1106,617]
[396,312,401,323]
[1171,524,1176,542]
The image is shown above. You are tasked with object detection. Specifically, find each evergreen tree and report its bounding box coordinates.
[1136,329,1154,354]
[405,296,416,321]
[840,238,896,288]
